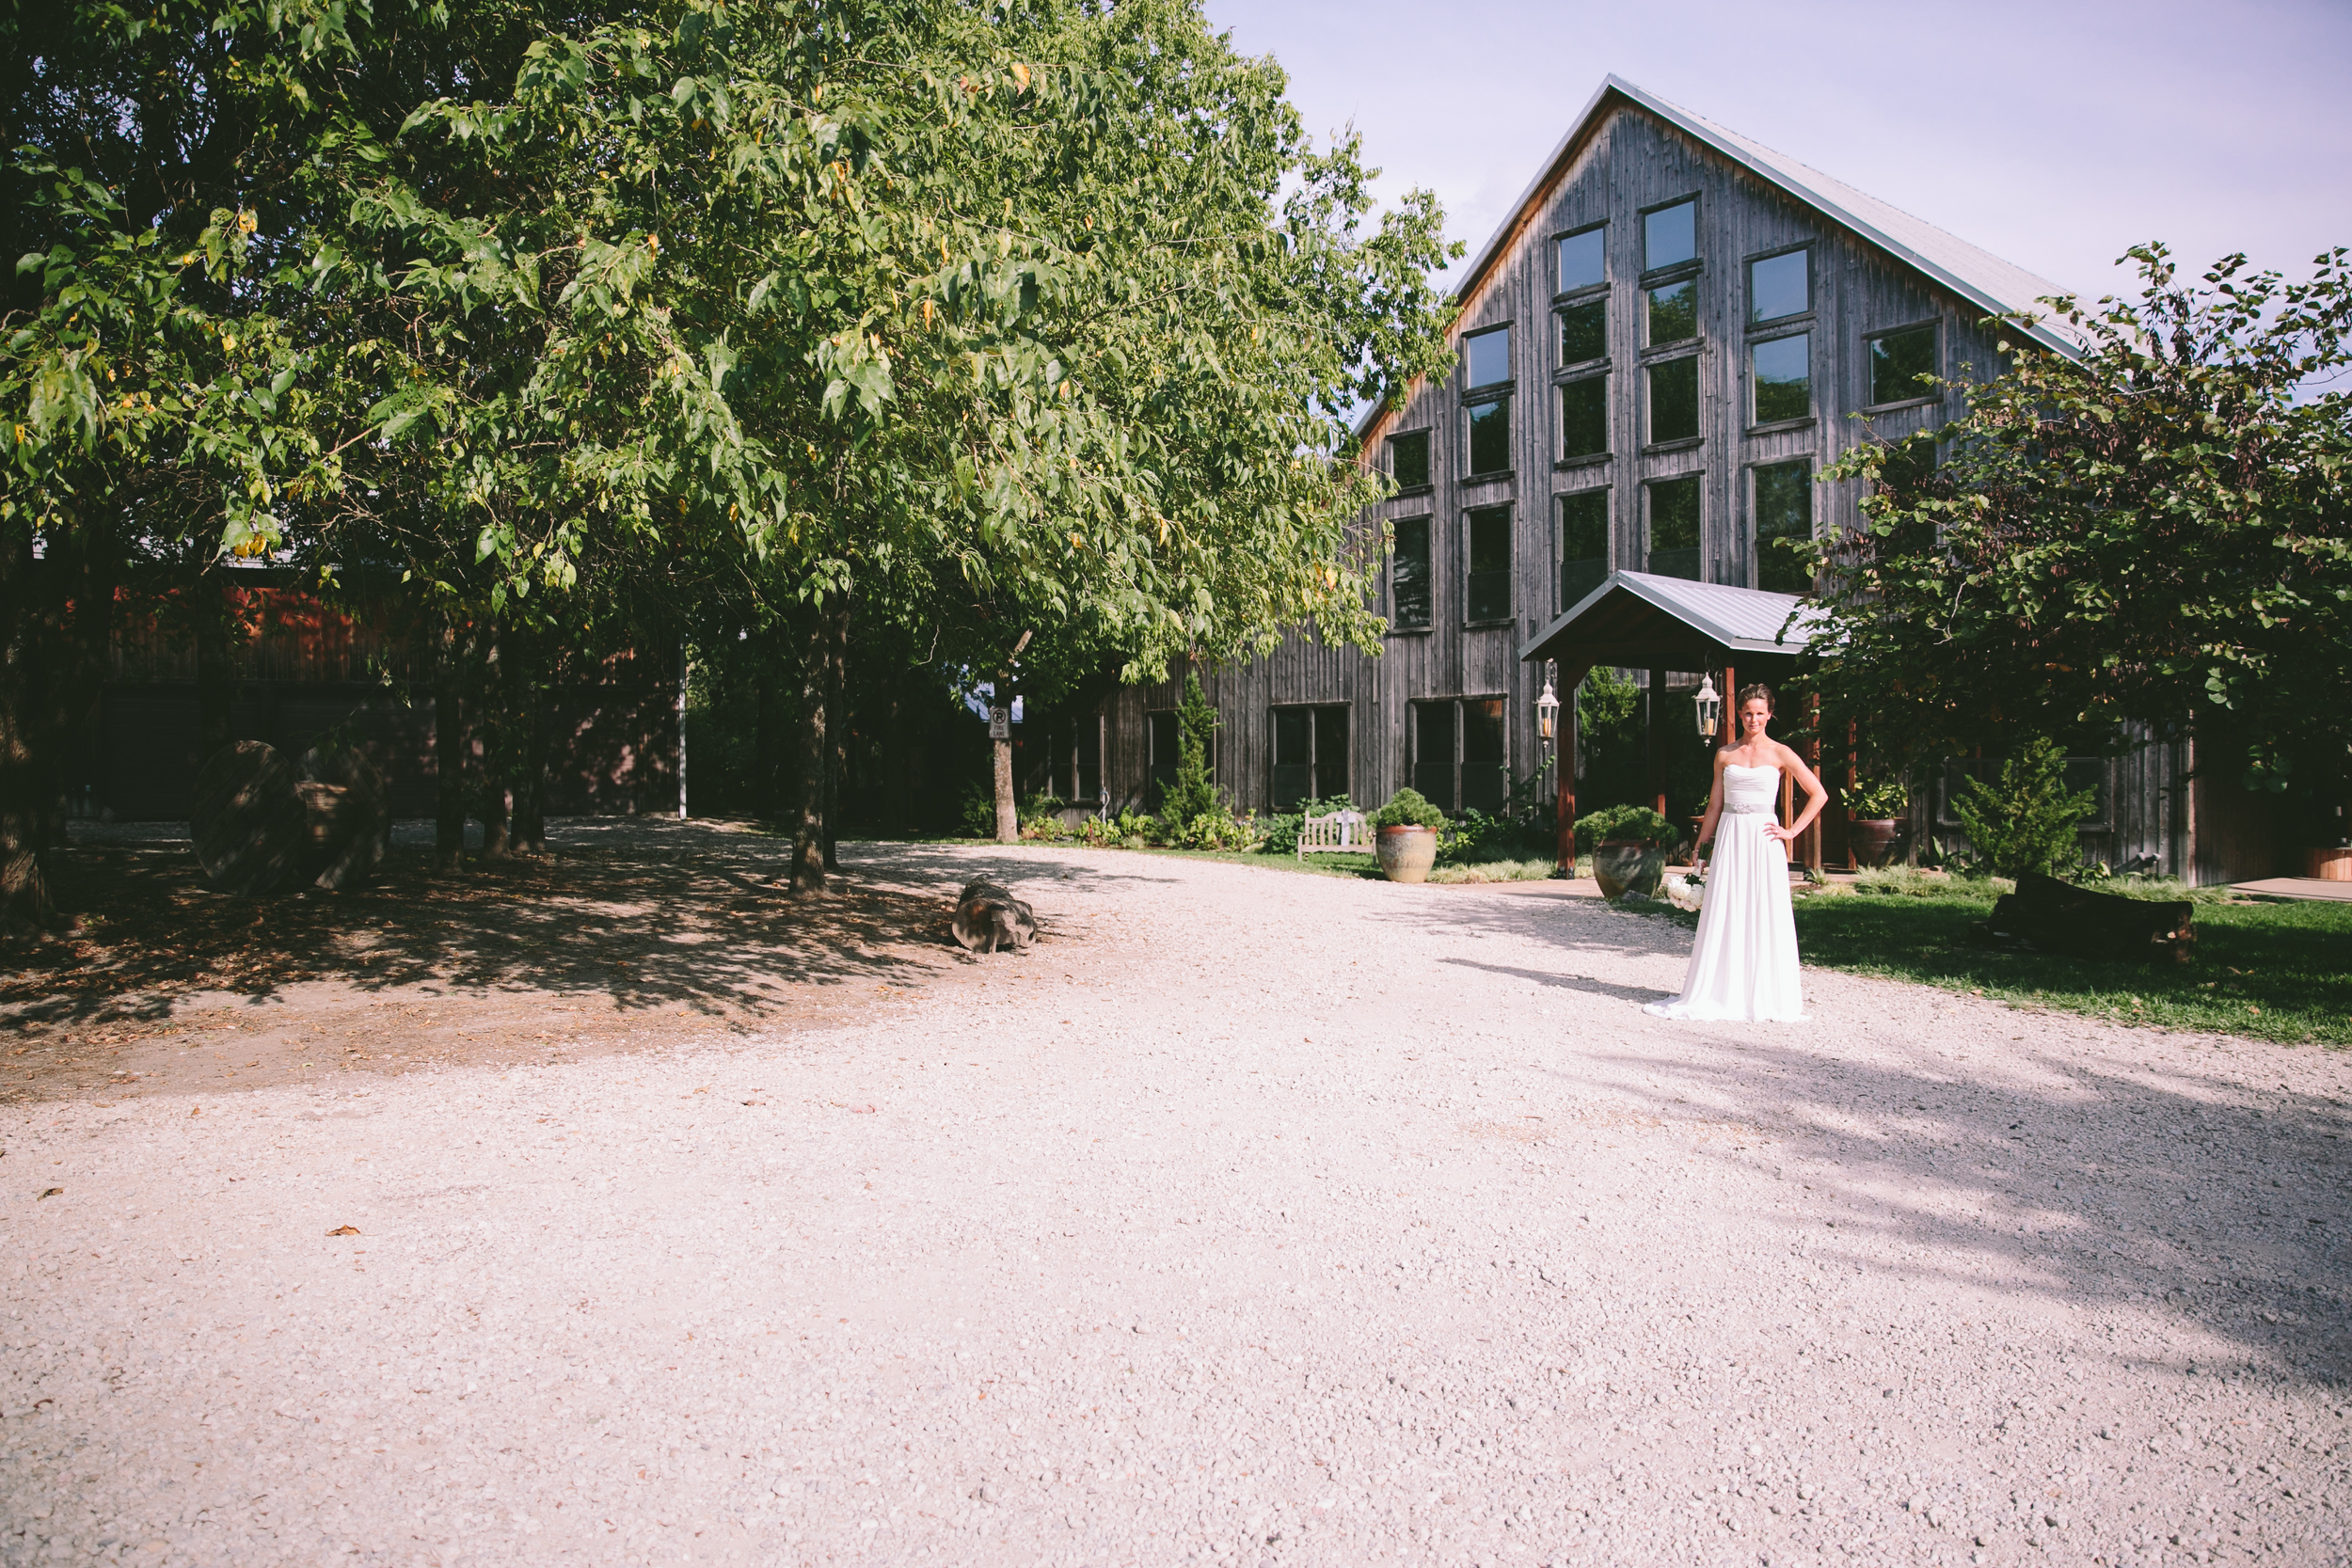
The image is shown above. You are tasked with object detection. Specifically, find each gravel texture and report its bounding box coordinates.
[4,839,2347,1568]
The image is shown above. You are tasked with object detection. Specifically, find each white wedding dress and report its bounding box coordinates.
[1643,763,1804,1022]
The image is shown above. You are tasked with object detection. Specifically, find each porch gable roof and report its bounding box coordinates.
[1518,571,1825,672]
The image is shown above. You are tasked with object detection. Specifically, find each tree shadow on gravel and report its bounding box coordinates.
[1404,890,2352,1389]
[3,821,986,1029]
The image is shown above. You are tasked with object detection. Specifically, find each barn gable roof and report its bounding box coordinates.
[1359,76,2081,444]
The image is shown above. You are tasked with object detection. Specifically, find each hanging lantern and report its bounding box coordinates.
[1535,675,1559,744]
[1693,673,1722,740]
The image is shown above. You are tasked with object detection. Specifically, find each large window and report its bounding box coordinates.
[1559,374,1608,461]
[1753,459,1813,594]
[1645,278,1697,346]
[1387,429,1430,491]
[1869,322,1939,405]
[1559,489,1609,610]
[1465,394,1511,476]
[1644,199,1696,271]
[1749,248,1809,324]
[1647,474,1702,580]
[1463,325,1511,389]
[1410,697,1508,815]
[1391,515,1433,630]
[1751,333,1810,424]
[1557,297,1606,366]
[1145,708,1208,805]
[1647,356,1700,445]
[1029,716,1102,802]
[1271,705,1349,810]
[1465,505,1512,624]
[1556,226,1606,293]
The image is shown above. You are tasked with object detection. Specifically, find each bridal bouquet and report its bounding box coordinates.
[1661,869,1707,913]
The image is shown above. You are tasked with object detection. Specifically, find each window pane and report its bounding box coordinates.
[1466,396,1510,474]
[1647,356,1699,445]
[1752,333,1810,424]
[1462,698,1507,814]
[1870,323,1938,404]
[1077,716,1102,802]
[1271,709,1311,811]
[1388,430,1429,490]
[1464,325,1510,388]
[1754,459,1812,594]
[1312,706,1349,801]
[1645,278,1697,345]
[1644,200,1695,270]
[1412,701,1456,813]
[1557,298,1606,365]
[1559,489,1609,610]
[1147,710,1178,802]
[1559,375,1608,459]
[1749,249,1808,323]
[1557,227,1605,292]
[1391,516,1432,629]
[1648,474,1701,579]
[1466,505,1512,622]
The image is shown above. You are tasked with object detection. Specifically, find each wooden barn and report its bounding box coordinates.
[1026,75,2287,884]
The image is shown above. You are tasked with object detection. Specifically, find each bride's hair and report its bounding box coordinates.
[1737,683,1775,715]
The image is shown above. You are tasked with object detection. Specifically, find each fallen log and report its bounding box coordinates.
[1983,872,2195,964]
[189,741,309,895]
[952,879,1037,954]
[296,746,391,891]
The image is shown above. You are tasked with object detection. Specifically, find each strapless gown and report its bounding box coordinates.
[1643,763,1804,1022]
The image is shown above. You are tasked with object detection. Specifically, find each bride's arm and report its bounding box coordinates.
[1694,750,1727,861]
[1764,742,1831,843]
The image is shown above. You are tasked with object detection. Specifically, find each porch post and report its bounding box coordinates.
[1646,666,1668,818]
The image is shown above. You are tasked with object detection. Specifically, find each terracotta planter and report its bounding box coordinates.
[1376,825,1439,883]
[1592,840,1665,900]
[1850,817,1905,869]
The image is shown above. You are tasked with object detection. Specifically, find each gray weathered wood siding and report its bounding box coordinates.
[1073,100,2194,877]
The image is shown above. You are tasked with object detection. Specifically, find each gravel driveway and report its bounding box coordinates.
[5,839,2346,1568]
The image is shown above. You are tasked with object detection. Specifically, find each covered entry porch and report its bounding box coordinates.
[1519,571,1834,873]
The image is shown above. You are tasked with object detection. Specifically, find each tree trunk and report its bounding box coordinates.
[822,599,848,871]
[993,666,1017,843]
[787,610,828,892]
[435,612,468,873]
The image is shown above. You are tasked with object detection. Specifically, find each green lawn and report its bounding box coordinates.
[1789,876,2352,1047]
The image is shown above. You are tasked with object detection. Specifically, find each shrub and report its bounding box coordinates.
[1370,787,1446,831]
[1950,738,2098,878]
[1259,794,1357,856]
[1018,793,1073,842]
[959,784,996,839]
[1576,802,1675,847]
[1848,777,1909,818]
[1161,672,1220,826]
[1169,804,1263,851]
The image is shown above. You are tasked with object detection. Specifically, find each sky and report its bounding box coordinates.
[1198,0,2352,305]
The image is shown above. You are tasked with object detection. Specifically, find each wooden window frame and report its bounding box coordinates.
[1746,457,1816,595]
[1389,514,1435,634]
[1557,485,1612,613]
[1410,695,1511,816]
[1746,328,1815,434]
[1641,275,1702,352]
[1462,503,1514,627]
[1643,351,1704,452]
[1460,321,1515,394]
[1385,428,1434,497]
[1145,707,1210,804]
[1551,221,1610,299]
[1553,294,1609,372]
[1863,317,1944,412]
[1644,471,1705,581]
[1744,243,1815,329]
[1553,371,1610,468]
[1461,391,1514,482]
[1638,194,1701,277]
[1270,703,1351,811]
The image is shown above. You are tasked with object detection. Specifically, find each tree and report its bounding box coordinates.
[1949,737,2100,879]
[1161,670,1219,827]
[1805,245,2352,813]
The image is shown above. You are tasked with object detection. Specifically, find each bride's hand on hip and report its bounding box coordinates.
[1761,823,1793,843]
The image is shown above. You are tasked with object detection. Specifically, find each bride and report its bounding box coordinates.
[1643,683,1828,1022]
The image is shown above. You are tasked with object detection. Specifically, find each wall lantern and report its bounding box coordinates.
[1693,673,1722,740]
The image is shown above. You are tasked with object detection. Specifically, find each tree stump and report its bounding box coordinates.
[297,747,391,891]
[952,879,1037,954]
[190,741,309,895]
[1984,872,2196,964]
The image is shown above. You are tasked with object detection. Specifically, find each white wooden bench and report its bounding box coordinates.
[1296,808,1375,860]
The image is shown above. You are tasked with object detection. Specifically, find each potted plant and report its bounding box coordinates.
[1580,804,1676,899]
[1370,787,1446,883]
[1846,778,1909,868]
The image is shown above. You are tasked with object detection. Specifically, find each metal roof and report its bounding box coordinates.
[1359,76,2082,445]
[1518,571,1828,670]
